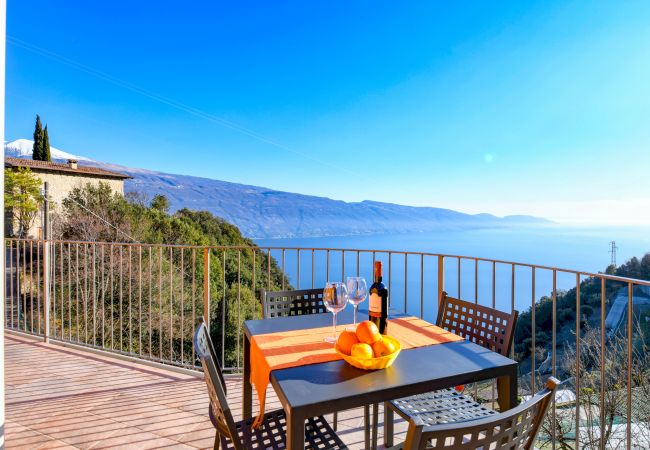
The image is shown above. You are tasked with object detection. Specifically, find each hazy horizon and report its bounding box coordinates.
[5,137,650,227]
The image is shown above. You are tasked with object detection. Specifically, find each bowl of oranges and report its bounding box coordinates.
[335,321,401,370]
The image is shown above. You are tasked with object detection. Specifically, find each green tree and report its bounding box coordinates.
[150,194,170,213]
[42,125,51,162]
[32,115,44,160]
[4,167,42,237]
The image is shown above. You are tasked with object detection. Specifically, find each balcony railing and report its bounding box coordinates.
[4,237,650,449]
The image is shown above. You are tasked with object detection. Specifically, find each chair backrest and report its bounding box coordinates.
[403,377,560,450]
[193,318,242,450]
[437,291,518,357]
[262,288,327,319]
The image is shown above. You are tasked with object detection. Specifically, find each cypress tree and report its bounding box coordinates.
[32,115,44,160]
[42,125,51,162]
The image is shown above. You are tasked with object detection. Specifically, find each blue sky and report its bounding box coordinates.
[6,1,650,224]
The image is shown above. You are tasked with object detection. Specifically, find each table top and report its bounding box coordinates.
[244,306,402,337]
[244,308,519,416]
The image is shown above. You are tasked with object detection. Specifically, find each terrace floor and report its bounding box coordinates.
[5,333,408,449]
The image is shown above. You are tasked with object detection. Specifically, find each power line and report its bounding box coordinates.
[65,196,138,243]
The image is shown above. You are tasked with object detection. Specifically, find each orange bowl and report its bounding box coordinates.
[336,335,401,370]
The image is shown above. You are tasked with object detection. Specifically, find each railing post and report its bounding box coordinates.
[43,240,50,343]
[43,182,51,342]
[203,248,210,328]
[437,255,445,311]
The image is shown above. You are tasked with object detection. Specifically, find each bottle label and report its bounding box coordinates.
[369,293,382,314]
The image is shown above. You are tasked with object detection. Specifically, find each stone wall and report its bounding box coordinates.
[8,171,124,238]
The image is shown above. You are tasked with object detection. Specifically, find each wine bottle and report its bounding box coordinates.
[368,261,388,334]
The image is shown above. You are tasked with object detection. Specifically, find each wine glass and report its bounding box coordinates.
[323,282,348,344]
[345,277,367,330]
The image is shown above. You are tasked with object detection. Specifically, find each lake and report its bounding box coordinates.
[255,225,650,321]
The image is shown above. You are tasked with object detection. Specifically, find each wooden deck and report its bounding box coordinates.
[5,333,408,449]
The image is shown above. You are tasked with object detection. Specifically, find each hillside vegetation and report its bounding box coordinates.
[54,184,290,367]
[514,253,650,360]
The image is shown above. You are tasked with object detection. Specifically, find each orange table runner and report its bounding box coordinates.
[249,316,463,426]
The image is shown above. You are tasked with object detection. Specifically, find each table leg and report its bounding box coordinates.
[243,334,252,419]
[384,401,394,448]
[286,411,305,450]
[364,405,370,450]
[497,367,518,411]
[372,403,379,450]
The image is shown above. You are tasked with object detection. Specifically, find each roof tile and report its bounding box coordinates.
[5,157,131,179]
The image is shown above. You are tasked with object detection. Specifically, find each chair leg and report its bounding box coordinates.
[364,404,370,450]
[213,431,220,450]
[384,401,394,448]
[371,403,379,450]
[333,411,338,431]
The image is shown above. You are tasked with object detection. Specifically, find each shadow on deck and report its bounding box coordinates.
[5,334,408,449]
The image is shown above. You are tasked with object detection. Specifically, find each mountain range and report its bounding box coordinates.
[5,139,549,238]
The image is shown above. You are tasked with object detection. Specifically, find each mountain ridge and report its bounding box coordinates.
[5,139,550,238]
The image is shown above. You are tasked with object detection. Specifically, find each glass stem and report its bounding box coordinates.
[353,304,358,326]
[333,312,337,341]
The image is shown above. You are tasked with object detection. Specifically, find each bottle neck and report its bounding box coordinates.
[374,261,383,283]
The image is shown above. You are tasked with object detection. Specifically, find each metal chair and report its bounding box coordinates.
[382,292,519,447]
[388,377,559,450]
[193,318,347,450]
[262,288,327,318]
[435,292,519,356]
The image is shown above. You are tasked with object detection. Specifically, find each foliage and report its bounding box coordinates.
[42,125,51,162]
[612,254,650,280]
[514,253,650,360]
[31,115,52,162]
[150,194,170,213]
[32,115,44,160]
[54,183,290,367]
[536,325,650,449]
[4,167,42,237]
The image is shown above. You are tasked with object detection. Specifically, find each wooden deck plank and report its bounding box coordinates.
[5,334,408,449]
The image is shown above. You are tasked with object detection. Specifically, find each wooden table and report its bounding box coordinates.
[243,309,518,450]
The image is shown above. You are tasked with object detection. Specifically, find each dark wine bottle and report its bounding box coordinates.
[368,261,388,334]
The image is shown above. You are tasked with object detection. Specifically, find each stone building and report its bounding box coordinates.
[5,157,131,238]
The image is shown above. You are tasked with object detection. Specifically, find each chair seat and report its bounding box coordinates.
[216,408,348,450]
[390,388,497,425]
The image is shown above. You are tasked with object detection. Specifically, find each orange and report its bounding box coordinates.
[350,343,374,359]
[336,330,359,355]
[372,337,396,357]
[356,321,381,345]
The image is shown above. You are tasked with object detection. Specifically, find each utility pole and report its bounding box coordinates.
[43,182,51,343]
[609,241,618,268]
[43,182,50,240]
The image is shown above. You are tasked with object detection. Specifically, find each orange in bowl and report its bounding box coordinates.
[356,321,381,345]
[336,330,359,355]
[336,335,401,370]
[372,337,397,357]
[350,343,374,359]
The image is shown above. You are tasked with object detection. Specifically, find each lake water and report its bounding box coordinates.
[255,225,650,321]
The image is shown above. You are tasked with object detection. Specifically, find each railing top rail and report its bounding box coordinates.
[5,237,650,287]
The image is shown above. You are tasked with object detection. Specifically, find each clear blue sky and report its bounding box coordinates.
[6,1,650,224]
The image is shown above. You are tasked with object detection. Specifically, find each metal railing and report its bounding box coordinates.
[4,237,650,449]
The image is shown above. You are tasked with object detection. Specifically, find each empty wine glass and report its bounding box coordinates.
[345,277,367,330]
[323,282,348,344]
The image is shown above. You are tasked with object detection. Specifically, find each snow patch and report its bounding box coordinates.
[5,139,94,162]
